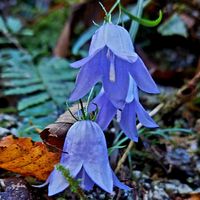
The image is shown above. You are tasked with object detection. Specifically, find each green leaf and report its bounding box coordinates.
[4,84,45,95]
[6,17,22,33]
[152,128,193,134]
[121,4,163,27]
[20,29,34,36]
[18,92,50,110]
[1,50,76,139]
[0,16,7,33]
[157,13,188,37]
[142,127,193,140]
[3,78,40,87]
[20,101,56,117]
[2,73,32,79]
[108,145,126,155]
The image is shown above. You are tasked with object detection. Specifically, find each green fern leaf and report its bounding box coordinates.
[18,92,50,111]
[3,78,41,87]
[4,84,45,95]
[20,102,56,117]
[1,49,76,138]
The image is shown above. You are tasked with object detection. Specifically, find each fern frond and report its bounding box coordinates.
[0,49,76,138]
[20,102,56,117]
[18,92,50,111]
[4,84,45,95]
[3,78,40,87]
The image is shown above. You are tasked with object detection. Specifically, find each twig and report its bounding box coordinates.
[159,69,200,120]
[115,103,164,173]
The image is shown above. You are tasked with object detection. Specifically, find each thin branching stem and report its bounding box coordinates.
[66,101,79,121]
[117,4,122,24]
[108,0,121,15]
[99,2,108,15]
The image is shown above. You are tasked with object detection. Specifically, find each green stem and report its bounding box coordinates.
[108,0,121,15]
[129,0,144,41]
[120,5,162,27]
[66,101,79,121]
[79,99,86,119]
[99,2,108,15]
[117,3,122,24]
[86,86,95,117]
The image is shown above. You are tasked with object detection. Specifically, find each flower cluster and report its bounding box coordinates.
[40,22,159,196]
[70,23,159,141]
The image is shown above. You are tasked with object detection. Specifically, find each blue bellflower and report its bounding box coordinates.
[40,121,130,196]
[70,23,159,109]
[90,76,158,142]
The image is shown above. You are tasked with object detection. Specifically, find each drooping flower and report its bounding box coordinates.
[69,23,159,109]
[39,121,130,196]
[90,76,158,142]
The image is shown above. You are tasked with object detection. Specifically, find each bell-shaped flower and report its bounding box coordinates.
[39,121,130,196]
[90,76,158,142]
[70,23,159,109]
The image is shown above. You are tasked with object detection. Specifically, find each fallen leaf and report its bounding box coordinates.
[0,136,61,180]
[188,193,200,200]
[40,105,78,150]
[40,122,72,151]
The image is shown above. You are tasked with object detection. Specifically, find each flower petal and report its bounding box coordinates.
[126,74,135,103]
[48,168,69,196]
[134,101,158,128]
[104,24,138,62]
[120,102,138,142]
[70,54,95,69]
[89,91,116,130]
[48,156,83,196]
[71,48,103,68]
[112,171,131,191]
[102,54,129,109]
[129,57,159,94]
[82,121,113,193]
[76,168,94,191]
[69,58,101,101]
[89,25,106,55]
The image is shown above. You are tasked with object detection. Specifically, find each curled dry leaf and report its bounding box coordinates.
[0,136,61,181]
[40,104,78,150]
[40,122,72,151]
